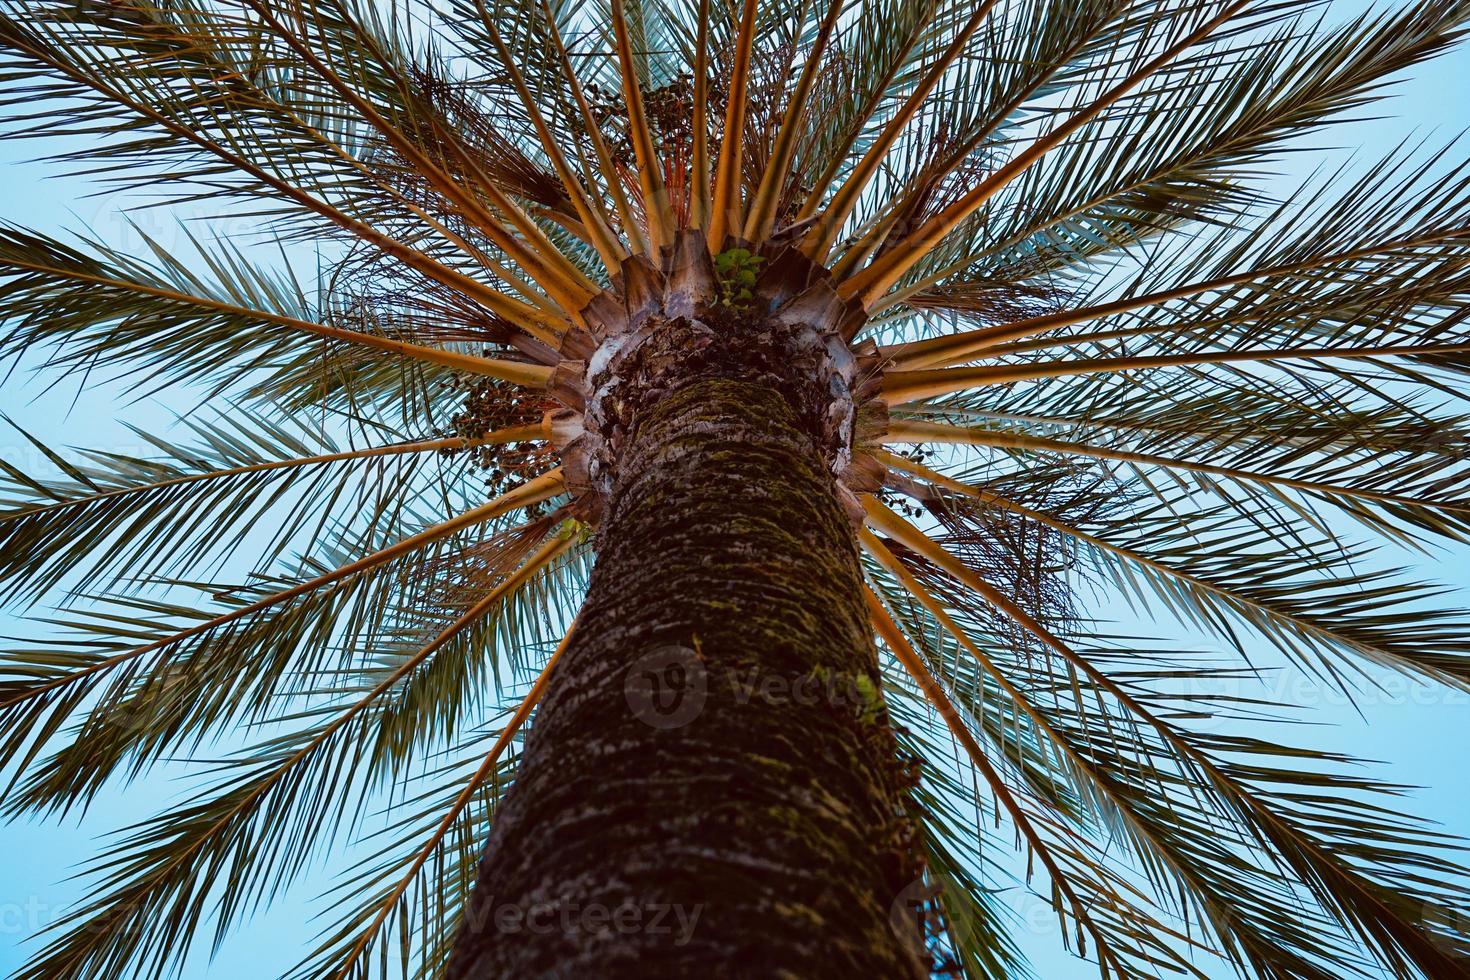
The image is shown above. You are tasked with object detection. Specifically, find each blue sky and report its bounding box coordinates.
[2,3,1469,978]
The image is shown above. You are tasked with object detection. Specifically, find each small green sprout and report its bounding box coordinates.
[714,247,765,310]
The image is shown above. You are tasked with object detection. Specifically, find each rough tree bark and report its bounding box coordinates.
[446,320,929,976]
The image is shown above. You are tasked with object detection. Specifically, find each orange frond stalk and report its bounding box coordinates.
[706,0,759,248]
[475,0,627,273]
[883,225,1470,366]
[742,0,845,242]
[879,421,1470,516]
[688,0,714,231]
[331,619,579,977]
[541,0,648,255]
[611,0,676,251]
[879,340,1470,404]
[0,469,566,713]
[840,0,1255,307]
[801,0,1000,260]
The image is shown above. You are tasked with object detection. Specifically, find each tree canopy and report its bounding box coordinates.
[2,0,1470,977]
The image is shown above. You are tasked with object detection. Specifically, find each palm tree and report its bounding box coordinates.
[2,0,1470,976]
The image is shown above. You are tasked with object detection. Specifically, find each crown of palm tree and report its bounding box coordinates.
[2,0,1470,977]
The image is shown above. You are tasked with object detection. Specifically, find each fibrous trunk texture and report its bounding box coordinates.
[447,365,926,977]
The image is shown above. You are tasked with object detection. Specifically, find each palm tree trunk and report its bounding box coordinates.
[447,372,928,977]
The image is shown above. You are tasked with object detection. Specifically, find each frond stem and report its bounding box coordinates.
[329,618,579,978]
[0,425,548,524]
[882,225,1470,364]
[0,256,555,387]
[841,0,1257,306]
[880,419,1470,517]
[880,340,1470,403]
[0,469,565,711]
